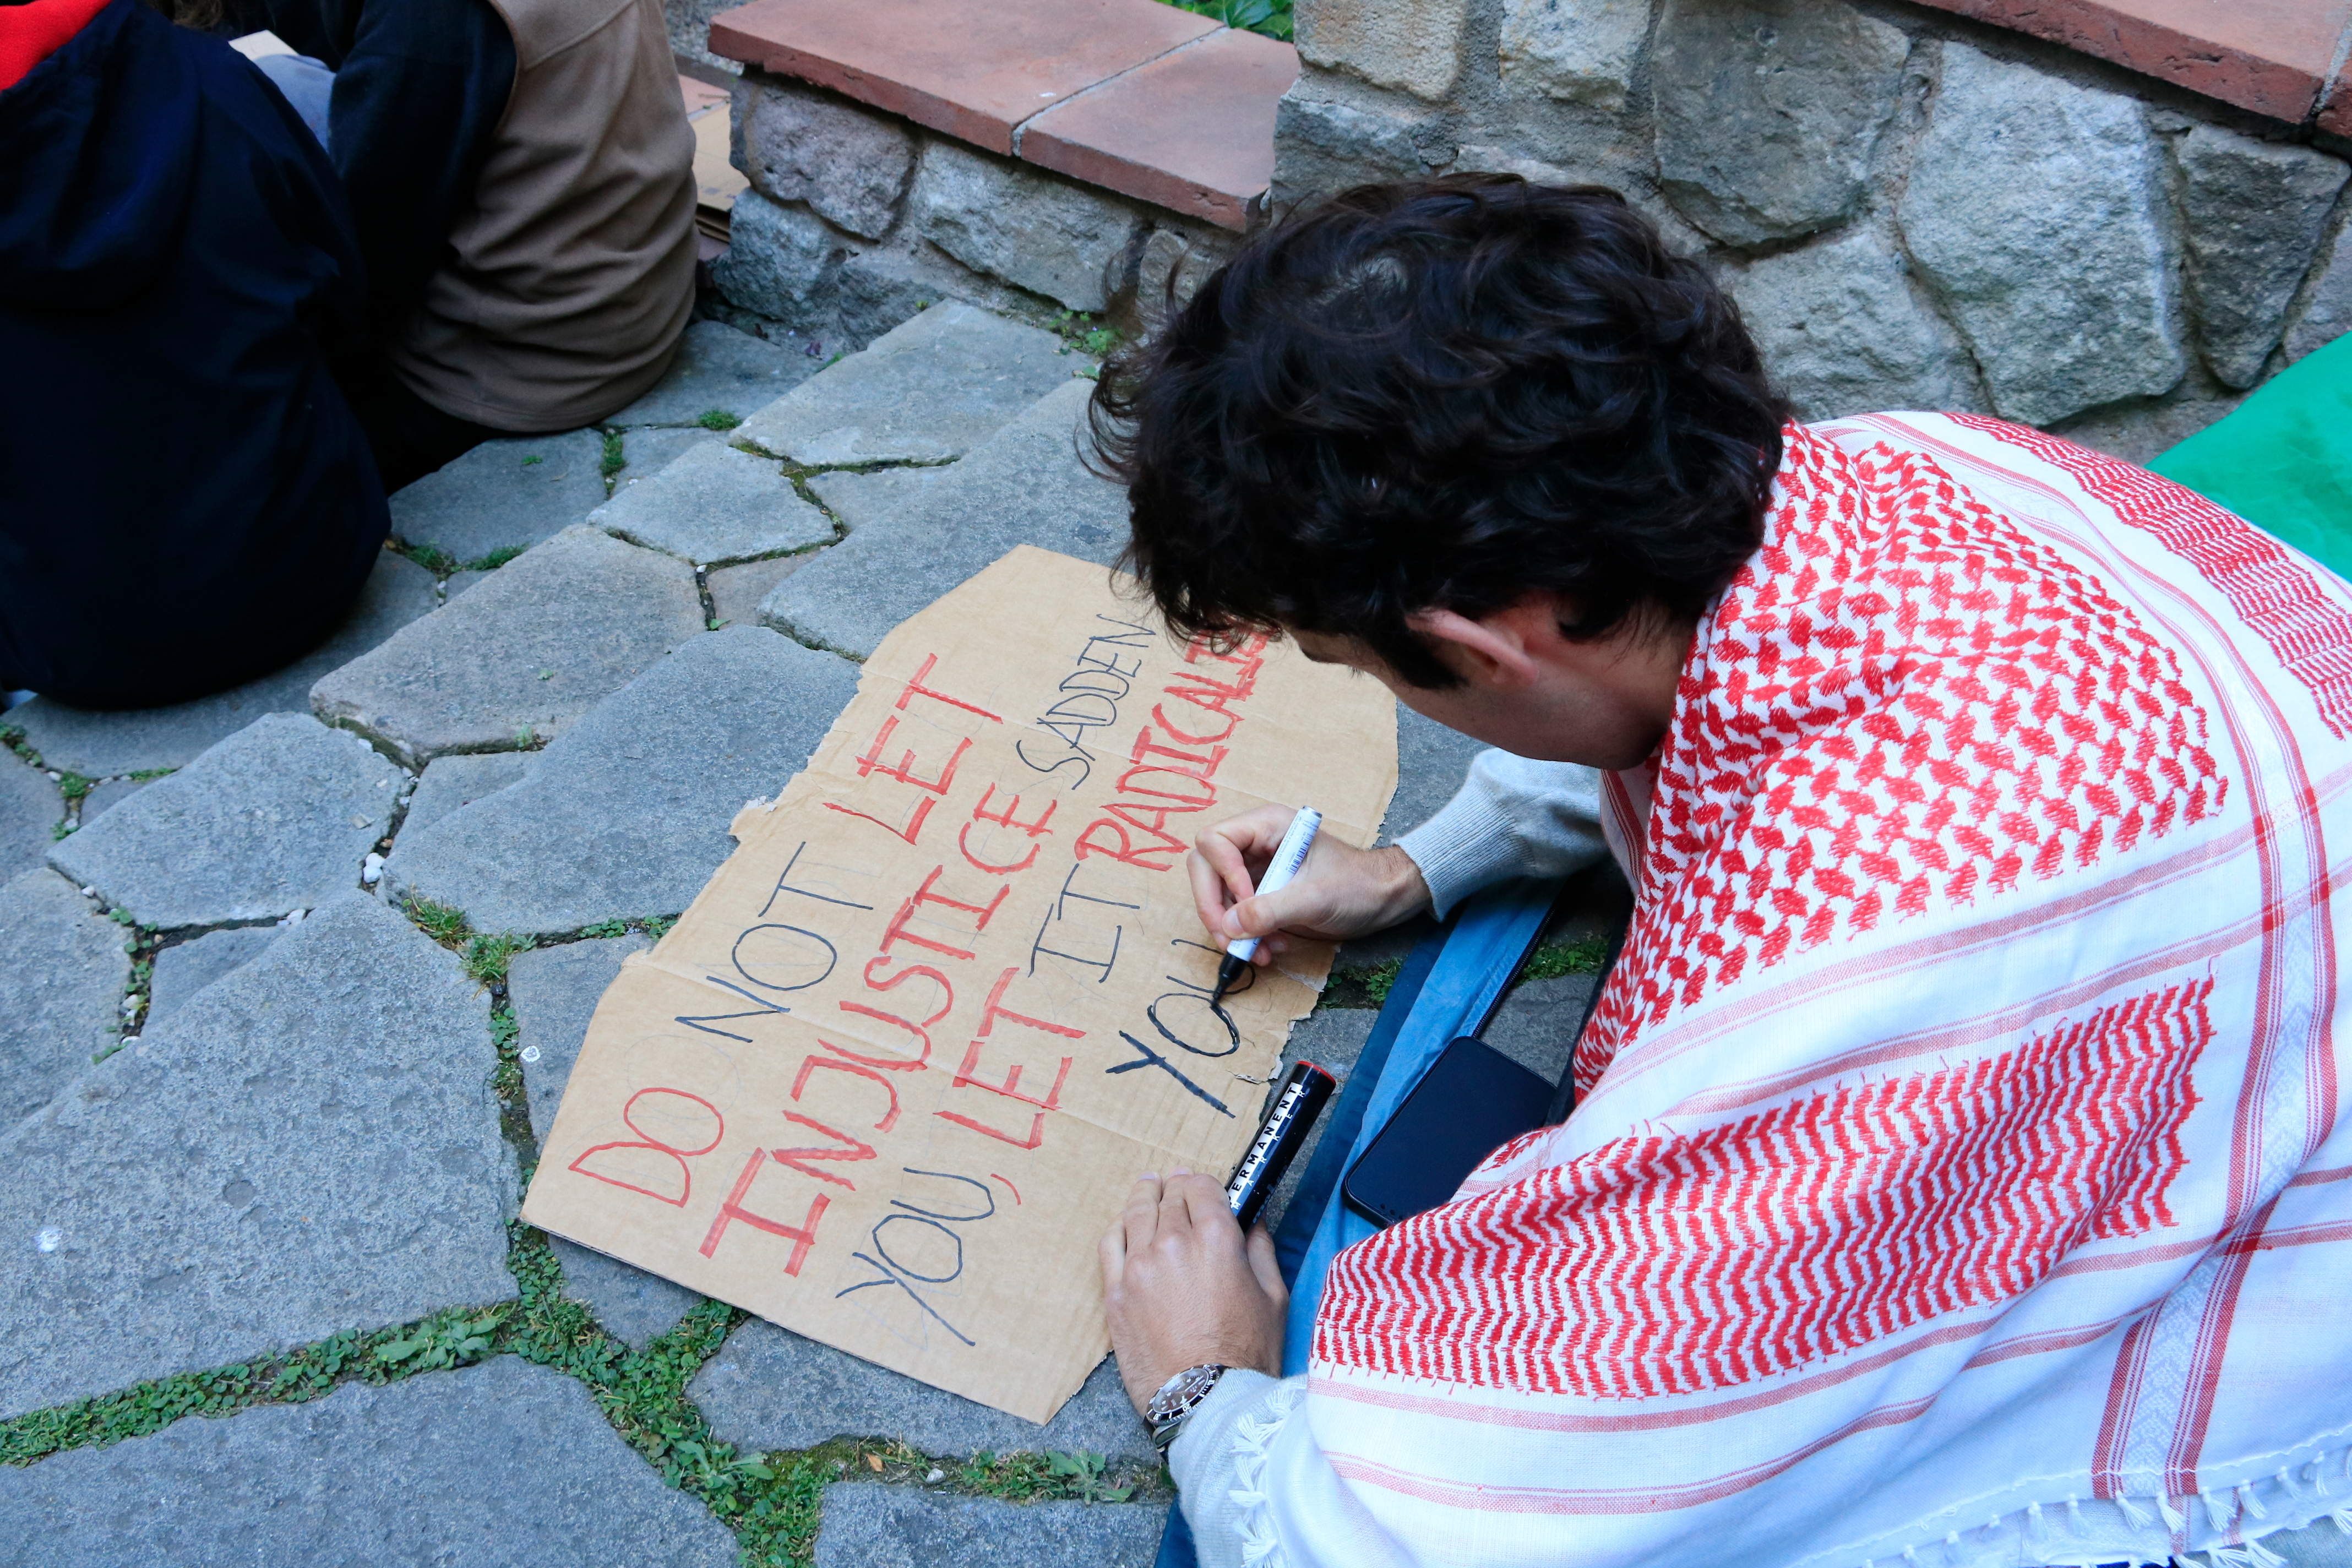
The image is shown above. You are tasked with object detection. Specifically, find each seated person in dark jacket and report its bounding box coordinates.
[0,0,388,709]
[226,0,699,491]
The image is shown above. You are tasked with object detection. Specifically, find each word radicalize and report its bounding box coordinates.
[522,547,1396,1422]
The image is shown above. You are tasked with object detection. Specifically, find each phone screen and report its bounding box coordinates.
[1340,1037,1557,1229]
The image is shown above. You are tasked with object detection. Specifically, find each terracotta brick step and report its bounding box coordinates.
[1905,0,2352,130]
[708,0,1295,232]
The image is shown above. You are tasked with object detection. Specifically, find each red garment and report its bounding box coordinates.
[0,0,113,91]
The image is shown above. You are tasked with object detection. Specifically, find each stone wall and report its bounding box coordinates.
[707,70,1242,352]
[1273,0,2352,460]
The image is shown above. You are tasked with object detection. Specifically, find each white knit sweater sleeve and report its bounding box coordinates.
[1395,750,1609,918]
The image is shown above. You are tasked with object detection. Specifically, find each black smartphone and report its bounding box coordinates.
[1340,1038,1556,1229]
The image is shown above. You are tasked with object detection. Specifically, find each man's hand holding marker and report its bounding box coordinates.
[1189,804,1432,987]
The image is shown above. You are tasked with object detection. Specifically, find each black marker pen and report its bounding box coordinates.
[1225,1060,1338,1229]
[1213,806,1322,1002]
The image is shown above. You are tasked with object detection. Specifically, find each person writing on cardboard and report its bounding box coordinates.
[1092,176,2352,1568]
[224,0,697,490]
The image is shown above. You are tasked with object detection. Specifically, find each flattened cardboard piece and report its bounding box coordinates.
[522,546,1398,1424]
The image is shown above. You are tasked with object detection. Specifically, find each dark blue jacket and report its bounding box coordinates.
[0,0,388,707]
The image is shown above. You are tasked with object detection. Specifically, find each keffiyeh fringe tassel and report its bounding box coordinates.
[1229,1381,1308,1568]
[1837,1445,2352,1568]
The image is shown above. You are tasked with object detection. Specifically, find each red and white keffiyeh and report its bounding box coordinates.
[1251,415,2352,1568]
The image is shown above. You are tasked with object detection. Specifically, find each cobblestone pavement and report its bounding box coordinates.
[0,306,1608,1564]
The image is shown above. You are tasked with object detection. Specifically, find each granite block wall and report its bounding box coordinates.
[708,72,1241,353]
[1276,0,2352,460]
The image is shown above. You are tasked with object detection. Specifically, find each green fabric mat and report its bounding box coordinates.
[2149,334,2352,579]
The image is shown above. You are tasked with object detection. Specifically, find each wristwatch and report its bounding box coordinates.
[1145,1363,1232,1455]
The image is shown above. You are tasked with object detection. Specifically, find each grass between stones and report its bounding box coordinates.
[1160,0,1289,39]
[1322,954,1405,1009]
[1322,934,1613,1009]
[0,1232,1164,1564]
[1521,933,1610,981]
[6,724,176,845]
[0,889,1159,1562]
[1047,309,1121,360]
[101,905,158,1047]
[392,540,531,578]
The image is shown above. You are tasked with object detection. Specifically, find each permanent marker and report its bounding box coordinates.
[1225,1059,1338,1229]
[1212,805,1322,1003]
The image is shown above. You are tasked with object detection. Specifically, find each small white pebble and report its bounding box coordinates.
[361,853,385,886]
[925,1468,944,1484]
[519,1046,541,1064]
[45,770,59,781]
[78,886,94,897]
[35,1228,61,1253]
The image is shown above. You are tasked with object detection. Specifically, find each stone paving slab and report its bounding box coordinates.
[145,927,280,1032]
[7,551,438,777]
[511,932,655,1147]
[0,892,516,1420]
[0,1357,739,1567]
[1385,704,1484,845]
[77,776,151,825]
[388,431,609,565]
[0,869,129,1124]
[736,301,1073,465]
[694,1329,1155,1462]
[806,464,945,532]
[382,626,859,934]
[608,317,818,427]
[2262,1515,2352,1568]
[589,441,836,565]
[552,1239,703,1349]
[404,752,536,837]
[760,379,1124,657]
[613,425,722,492]
[709,555,814,628]
[311,525,705,770]
[810,1484,1166,1568]
[0,752,60,882]
[507,933,703,1346]
[1483,973,1598,1086]
[49,714,404,929]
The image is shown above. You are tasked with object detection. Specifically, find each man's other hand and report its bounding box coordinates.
[1189,805,1430,968]
[1101,1171,1286,1414]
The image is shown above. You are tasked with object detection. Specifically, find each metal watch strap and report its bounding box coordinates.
[1145,1363,1232,1455]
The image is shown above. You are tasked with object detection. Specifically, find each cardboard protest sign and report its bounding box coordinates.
[521,546,1397,1423]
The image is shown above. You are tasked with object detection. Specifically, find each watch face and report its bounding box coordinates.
[1150,1364,1224,1423]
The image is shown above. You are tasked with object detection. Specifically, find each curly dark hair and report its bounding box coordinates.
[1089,175,1791,689]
